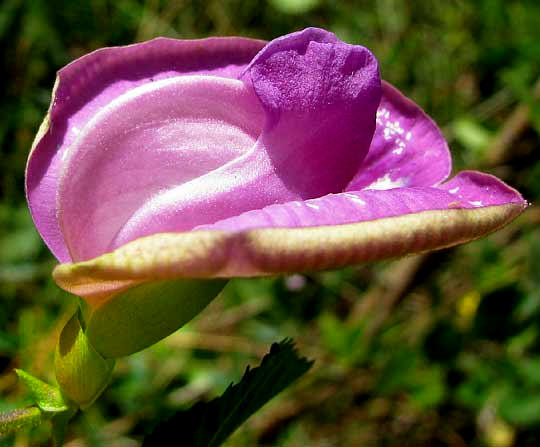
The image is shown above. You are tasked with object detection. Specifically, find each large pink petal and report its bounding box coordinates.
[52,171,526,300]
[199,171,525,231]
[347,81,451,191]
[58,76,265,261]
[27,36,265,262]
[106,28,382,254]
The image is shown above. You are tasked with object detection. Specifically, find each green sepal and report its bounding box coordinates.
[15,369,69,413]
[85,279,227,358]
[55,311,115,409]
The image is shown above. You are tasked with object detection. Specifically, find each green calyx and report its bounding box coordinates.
[55,311,115,410]
[2,278,227,442]
[84,278,227,358]
[53,278,226,410]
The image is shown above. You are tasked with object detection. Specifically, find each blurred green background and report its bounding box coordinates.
[1,0,540,445]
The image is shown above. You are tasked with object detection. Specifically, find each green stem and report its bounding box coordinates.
[0,406,43,436]
[51,406,78,447]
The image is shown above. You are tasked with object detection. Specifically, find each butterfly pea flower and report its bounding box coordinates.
[26,28,525,406]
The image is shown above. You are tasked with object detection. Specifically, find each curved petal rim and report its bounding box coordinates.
[53,198,526,304]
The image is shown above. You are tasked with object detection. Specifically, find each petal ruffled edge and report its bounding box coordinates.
[53,185,526,305]
[26,36,266,262]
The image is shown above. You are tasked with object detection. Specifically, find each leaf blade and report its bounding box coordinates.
[143,338,313,447]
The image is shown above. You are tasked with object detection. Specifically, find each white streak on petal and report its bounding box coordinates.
[365,173,408,190]
[348,196,366,205]
[61,147,69,162]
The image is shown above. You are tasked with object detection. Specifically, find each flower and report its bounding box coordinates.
[26,28,525,358]
[27,26,526,295]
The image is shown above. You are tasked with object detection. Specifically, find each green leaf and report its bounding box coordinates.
[15,369,68,413]
[270,0,320,15]
[143,339,313,447]
[452,117,492,157]
[500,390,540,426]
[515,356,540,387]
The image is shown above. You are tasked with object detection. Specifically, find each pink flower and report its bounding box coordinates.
[27,28,526,306]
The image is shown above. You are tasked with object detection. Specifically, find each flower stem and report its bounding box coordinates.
[0,406,43,436]
[51,406,78,447]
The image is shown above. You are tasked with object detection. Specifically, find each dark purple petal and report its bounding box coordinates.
[243,27,382,197]
[347,81,451,191]
[26,36,265,262]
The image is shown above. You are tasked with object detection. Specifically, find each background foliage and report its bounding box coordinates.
[1,0,540,445]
